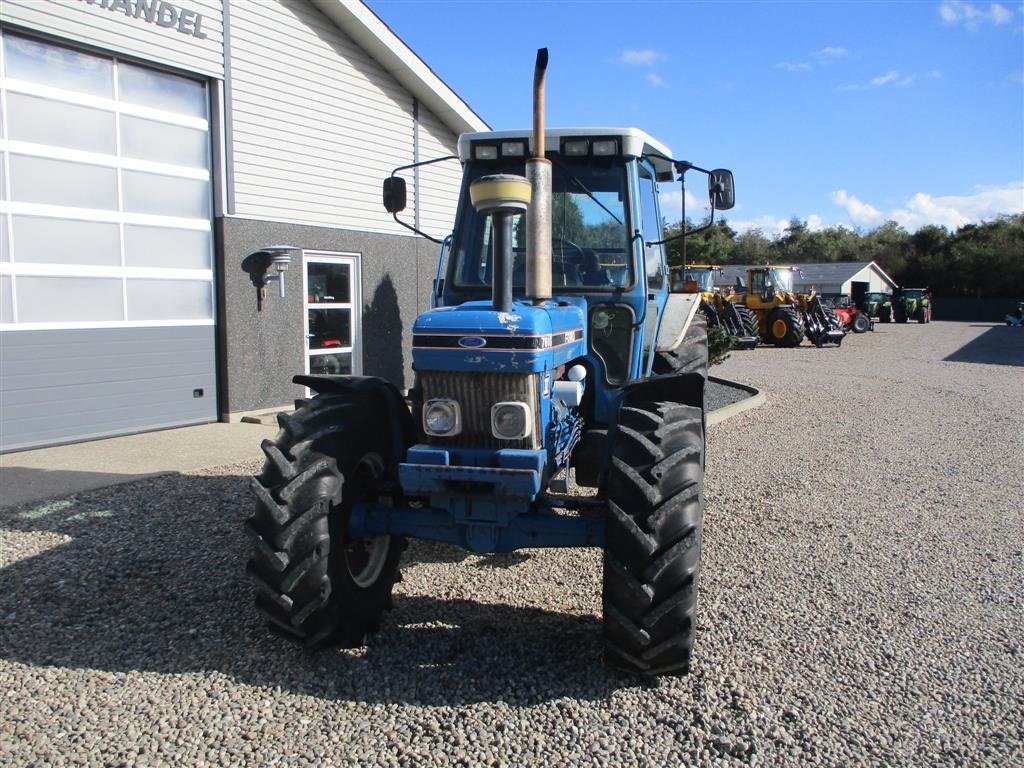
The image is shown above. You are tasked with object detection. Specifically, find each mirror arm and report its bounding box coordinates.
[386,154,459,245]
[391,211,447,244]
[646,201,717,247]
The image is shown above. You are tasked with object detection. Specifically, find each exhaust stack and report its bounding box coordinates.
[525,48,552,304]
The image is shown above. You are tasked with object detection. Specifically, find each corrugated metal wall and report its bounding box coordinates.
[227,0,460,237]
[0,0,224,78]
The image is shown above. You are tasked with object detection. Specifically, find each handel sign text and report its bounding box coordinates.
[76,0,209,40]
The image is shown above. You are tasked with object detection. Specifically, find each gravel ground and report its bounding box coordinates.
[1,321,1022,767]
[705,376,755,413]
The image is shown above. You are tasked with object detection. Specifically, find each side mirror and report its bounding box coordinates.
[708,169,735,211]
[383,176,407,213]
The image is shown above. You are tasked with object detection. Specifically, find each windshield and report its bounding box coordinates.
[903,289,925,299]
[768,268,795,293]
[450,157,632,291]
[683,268,716,292]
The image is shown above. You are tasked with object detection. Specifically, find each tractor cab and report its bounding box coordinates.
[749,265,797,302]
[395,127,733,429]
[670,264,719,294]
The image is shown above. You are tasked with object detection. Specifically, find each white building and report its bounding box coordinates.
[0,0,487,451]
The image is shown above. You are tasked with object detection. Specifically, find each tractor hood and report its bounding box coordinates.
[411,298,587,373]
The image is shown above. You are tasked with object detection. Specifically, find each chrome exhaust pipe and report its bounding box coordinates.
[525,48,552,304]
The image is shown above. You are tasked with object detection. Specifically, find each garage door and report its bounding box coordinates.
[0,32,216,452]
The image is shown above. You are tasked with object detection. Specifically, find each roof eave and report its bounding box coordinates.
[312,0,490,135]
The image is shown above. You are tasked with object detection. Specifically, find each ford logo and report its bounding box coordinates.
[458,336,487,348]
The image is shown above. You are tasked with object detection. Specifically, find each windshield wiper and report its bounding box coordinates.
[550,156,623,225]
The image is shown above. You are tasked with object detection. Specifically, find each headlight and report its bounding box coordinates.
[423,399,461,436]
[491,402,532,440]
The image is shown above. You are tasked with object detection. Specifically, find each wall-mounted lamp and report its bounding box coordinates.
[260,245,297,299]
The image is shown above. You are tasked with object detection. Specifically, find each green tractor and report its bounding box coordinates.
[893,287,932,324]
[859,291,893,323]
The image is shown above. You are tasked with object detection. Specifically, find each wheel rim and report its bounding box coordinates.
[343,453,391,588]
[346,535,390,588]
[772,318,788,338]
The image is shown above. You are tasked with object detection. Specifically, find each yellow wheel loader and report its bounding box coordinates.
[670,264,758,349]
[731,266,846,347]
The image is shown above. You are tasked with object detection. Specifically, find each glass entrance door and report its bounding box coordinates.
[303,251,360,376]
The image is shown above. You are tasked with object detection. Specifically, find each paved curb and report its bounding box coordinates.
[706,375,766,426]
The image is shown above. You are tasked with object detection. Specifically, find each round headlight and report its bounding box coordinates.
[491,402,531,440]
[424,400,460,436]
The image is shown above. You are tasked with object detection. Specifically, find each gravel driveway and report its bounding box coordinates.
[2,321,1022,766]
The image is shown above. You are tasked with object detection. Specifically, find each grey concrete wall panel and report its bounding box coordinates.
[219,216,439,415]
[1,0,224,78]
[0,326,217,452]
[226,0,459,236]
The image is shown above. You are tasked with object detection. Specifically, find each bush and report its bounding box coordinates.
[708,324,734,366]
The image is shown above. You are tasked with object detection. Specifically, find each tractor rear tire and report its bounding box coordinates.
[767,306,804,347]
[653,312,708,379]
[879,308,891,323]
[852,312,871,333]
[603,401,704,676]
[246,385,407,647]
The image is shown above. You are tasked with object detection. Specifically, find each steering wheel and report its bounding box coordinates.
[552,237,585,258]
[551,238,586,286]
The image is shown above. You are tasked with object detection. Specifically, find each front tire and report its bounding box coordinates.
[767,306,804,347]
[603,401,704,676]
[246,386,407,647]
[852,312,871,333]
[653,313,708,378]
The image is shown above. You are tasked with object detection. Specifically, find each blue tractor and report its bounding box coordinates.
[246,51,735,676]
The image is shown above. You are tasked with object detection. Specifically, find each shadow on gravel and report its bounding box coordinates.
[943,325,1024,367]
[0,473,636,706]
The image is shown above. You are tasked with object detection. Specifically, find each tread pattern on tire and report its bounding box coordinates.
[735,305,759,339]
[603,401,704,676]
[652,313,709,379]
[767,305,804,347]
[246,383,405,648]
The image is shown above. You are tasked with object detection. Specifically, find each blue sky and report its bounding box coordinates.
[367,0,1024,237]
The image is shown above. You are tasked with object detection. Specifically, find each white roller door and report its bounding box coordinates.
[0,31,216,451]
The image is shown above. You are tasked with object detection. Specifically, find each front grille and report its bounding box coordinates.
[419,371,541,450]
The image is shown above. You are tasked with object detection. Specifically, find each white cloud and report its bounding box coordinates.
[621,49,665,66]
[729,216,795,238]
[889,183,1024,230]
[775,61,812,72]
[812,46,849,62]
[805,214,826,232]
[646,72,667,88]
[939,1,1015,27]
[830,182,1023,231]
[658,189,706,222]
[839,70,915,91]
[831,190,886,227]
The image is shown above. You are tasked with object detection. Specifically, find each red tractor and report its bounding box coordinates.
[825,295,872,333]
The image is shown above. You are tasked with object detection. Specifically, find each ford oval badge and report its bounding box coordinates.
[458,336,487,349]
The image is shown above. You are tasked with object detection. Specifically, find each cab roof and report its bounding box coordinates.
[458,127,676,178]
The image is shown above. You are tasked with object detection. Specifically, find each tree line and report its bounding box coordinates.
[663,213,1024,298]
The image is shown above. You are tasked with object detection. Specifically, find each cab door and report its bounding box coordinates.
[637,162,667,374]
